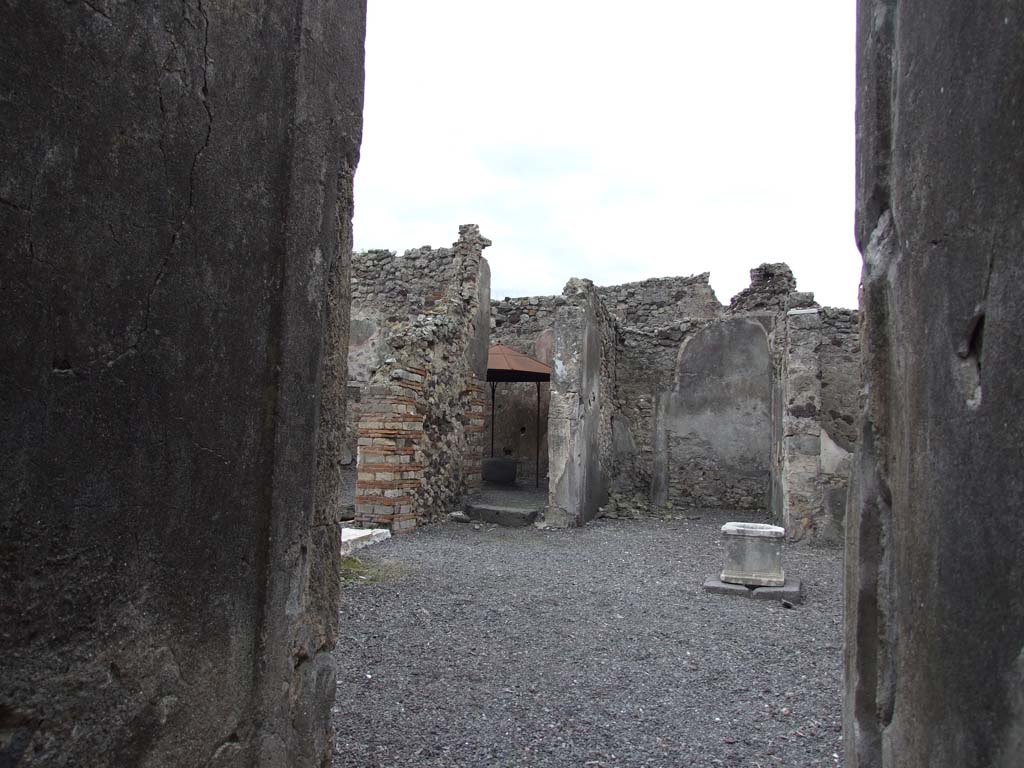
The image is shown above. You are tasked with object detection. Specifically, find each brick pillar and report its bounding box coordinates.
[462,373,487,490]
[354,371,425,533]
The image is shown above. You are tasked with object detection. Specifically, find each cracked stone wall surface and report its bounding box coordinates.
[351,226,490,531]
[546,279,616,527]
[0,1,365,766]
[845,2,1024,766]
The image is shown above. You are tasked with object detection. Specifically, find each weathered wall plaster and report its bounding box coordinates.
[845,2,1024,765]
[0,1,365,765]
[546,280,616,527]
[654,317,773,511]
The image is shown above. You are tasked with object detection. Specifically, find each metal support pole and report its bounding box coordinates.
[490,381,497,458]
[536,381,541,489]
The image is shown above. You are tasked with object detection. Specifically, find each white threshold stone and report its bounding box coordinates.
[340,527,391,556]
[720,522,785,538]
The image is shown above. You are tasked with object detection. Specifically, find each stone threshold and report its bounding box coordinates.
[341,527,392,556]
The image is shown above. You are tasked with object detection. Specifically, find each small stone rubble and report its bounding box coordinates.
[333,514,843,767]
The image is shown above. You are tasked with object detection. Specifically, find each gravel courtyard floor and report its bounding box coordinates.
[332,513,844,768]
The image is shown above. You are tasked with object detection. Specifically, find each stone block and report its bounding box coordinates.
[720,522,786,587]
[464,502,538,528]
[703,577,804,604]
[703,577,754,597]
[750,580,804,603]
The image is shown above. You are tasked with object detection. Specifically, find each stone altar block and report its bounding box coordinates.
[720,522,786,587]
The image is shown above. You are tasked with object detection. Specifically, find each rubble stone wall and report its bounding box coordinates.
[611,326,694,499]
[816,307,860,537]
[845,3,1024,766]
[599,274,724,503]
[353,226,490,532]
[819,308,861,452]
[777,307,861,542]
[0,1,365,765]
[779,309,826,539]
[597,273,722,326]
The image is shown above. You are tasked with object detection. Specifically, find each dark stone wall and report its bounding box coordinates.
[845,2,1024,766]
[0,1,365,765]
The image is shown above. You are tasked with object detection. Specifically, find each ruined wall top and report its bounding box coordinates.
[597,273,722,328]
[352,225,491,317]
[728,263,817,314]
[491,261,846,341]
[491,294,563,350]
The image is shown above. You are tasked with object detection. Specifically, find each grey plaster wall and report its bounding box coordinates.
[547,280,615,527]
[655,318,772,510]
[845,2,1024,766]
[0,1,365,765]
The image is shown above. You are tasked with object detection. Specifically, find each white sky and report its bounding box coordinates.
[353,1,861,309]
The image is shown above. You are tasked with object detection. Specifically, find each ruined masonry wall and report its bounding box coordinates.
[780,310,825,540]
[819,308,860,452]
[728,263,816,315]
[660,317,774,512]
[353,226,490,532]
[597,273,724,503]
[778,307,861,542]
[598,273,722,326]
[611,320,714,500]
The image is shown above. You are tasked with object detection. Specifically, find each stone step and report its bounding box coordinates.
[464,501,539,528]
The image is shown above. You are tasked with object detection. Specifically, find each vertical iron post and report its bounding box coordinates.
[536,381,541,488]
[490,381,497,458]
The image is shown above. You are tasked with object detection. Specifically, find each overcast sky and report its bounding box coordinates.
[353,1,860,309]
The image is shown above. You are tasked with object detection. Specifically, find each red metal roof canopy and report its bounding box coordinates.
[486,344,552,382]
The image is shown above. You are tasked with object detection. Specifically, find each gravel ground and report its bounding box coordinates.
[332,513,844,768]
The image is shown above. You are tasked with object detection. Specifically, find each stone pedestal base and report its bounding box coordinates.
[703,577,804,604]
